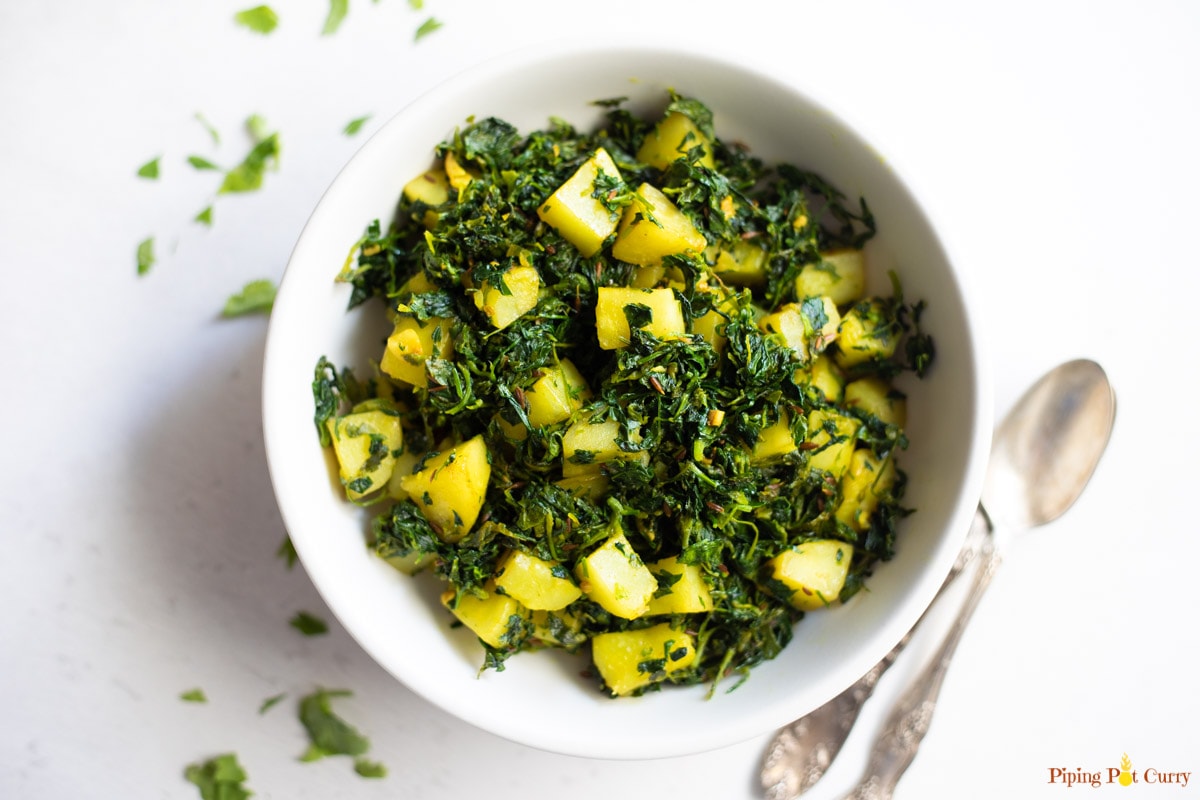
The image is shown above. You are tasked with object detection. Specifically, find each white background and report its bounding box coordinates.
[2,1,1196,798]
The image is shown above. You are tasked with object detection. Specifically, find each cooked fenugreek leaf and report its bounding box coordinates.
[180,688,208,703]
[219,117,280,194]
[258,692,287,714]
[136,157,160,179]
[414,16,441,41]
[187,155,221,171]
[343,116,371,136]
[136,237,155,276]
[289,611,329,636]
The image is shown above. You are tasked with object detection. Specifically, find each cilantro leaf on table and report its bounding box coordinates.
[414,16,441,41]
[136,237,155,276]
[343,116,371,136]
[187,155,221,171]
[195,205,214,226]
[136,157,160,179]
[218,117,280,195]
[234,5,279,34]
[259,693,287,715]
[354,758,387,778]
[289,611,329,636]
[222,279,277,317]
[298,688,372,763]
[322,0,349,35]
[180,688,208,703]
[184,753,252,800]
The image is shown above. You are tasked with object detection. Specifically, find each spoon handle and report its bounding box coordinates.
[840,516,1002,800]
[760,509,990,800]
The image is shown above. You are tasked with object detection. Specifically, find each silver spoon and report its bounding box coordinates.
[760,358,1116,800]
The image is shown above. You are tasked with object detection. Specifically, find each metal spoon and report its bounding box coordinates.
[760,359,1116,800]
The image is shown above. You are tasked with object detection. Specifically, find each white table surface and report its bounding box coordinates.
[3,1,1197,797]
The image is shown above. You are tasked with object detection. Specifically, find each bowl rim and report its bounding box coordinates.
[262,38,993,759]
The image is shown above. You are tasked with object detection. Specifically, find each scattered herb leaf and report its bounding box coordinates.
[234,5,279,34]
[289,611,329,636]
[414,16,441,41]
[343,116,371,136]
[354,758,387,778]
[137,157,160,179]
[219,118,280,195]
[184,753,252,800]
[195,205,214,226]
[136,237,155,276]
[259,693,287,715]
[195,113,221,146]
[322,0,349,35]
[276,535,298,568]
[180,688,208,703]
[188,155,221,171]
[298,688,371,762]
[222,279,277,317]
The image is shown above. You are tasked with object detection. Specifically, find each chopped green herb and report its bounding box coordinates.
[298,688,371,762]
[259,693,287,714]
[180,688,208,703]
[343,115,371,136]
[414,16,441,41]
[354,758,387,778]
[222,279,277,317]
[408,0,423,9]
[219,117,280,194]
[195,113,221,145]
[184,753,252,800]
[276,535,298,568]
[234,5,279,34]
[322,0,349,35]
[136,237,155,276]
[289,611,329,636]
[136,157,160,179]
[195,205,214,226]
[187,155,221,171]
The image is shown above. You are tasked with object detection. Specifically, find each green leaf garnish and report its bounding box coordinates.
[184,753,252,800]
[276,535,298,568]
[136,237,155,276]
[195,112,221,145]
[187,155,221,171]
[180,688,208,703]
[298,688,371,762]
[234,5,279,34]
[259,693,287,714]
[195,205,214,226]
[343,116,371,136]
[322,0,349,35]
[136,157,160,179]
[289,611,329,636]
[219,117,280,194]
[222,279,277,317]
[414,16,441,41]
[354,758,387,778]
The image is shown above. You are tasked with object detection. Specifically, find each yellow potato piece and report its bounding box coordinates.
[594,286,685,350]
[473,265,540,330]
[525,359,591,428]
[646,557,713,615]
[750,415,796,463]
[611,183,706,266]
[843,376,907,427]
[591,623,696,696]
[805,409,860,479]
[324,409,403,501]
[380,315,454,388]
[537,148,623,258]
[397,435,491,542]
[575,530,657,620]
[441,587,528,649]
[769,540,854,611]
[636,111,715,170]
[835,449,898,532]
[794,249,866,307]
[494,550,582,611]
[834,298,899,369]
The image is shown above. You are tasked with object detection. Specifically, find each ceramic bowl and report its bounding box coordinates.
[262,41,991,760]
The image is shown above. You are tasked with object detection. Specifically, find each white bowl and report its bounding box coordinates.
[262,42,991,760]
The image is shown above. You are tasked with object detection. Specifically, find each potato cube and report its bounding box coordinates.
[402,169,449,228]
[561,415,647,477]
[443,151,477,191]
[805,410,860,479]
[525,359,591,428]
[554,471,611,502]
[706,240,768,287]
[844,376,907,427]
[594,286,686,350]
[440,587,528,649]
[494,550,582,611]
[380,315,454,388]
[637,111,715,170]
[794,249,866,306]
[537,148,623,258]
[324,410,404,500]
[611,183,706,266]
[646,557,713,615]
[751,415,796,463]
[835,449,898,532]
[760,297,840,363]
[397,435,491,542]
[530,609,587,649]
[691,289,738,352]
[575,530,657,619]
[834,298,899,369]
[768,540,854,611]
[799,354,845,402]
[591,623,697,696]
[473,265,540,330]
